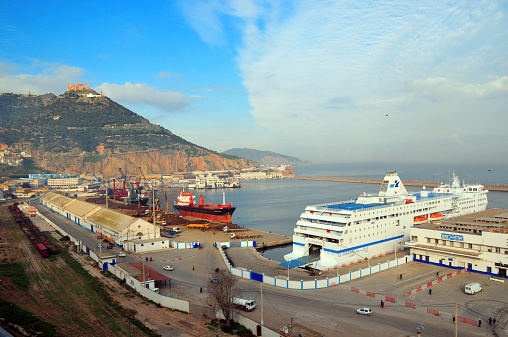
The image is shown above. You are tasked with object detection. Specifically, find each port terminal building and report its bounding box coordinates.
[40,192,160,248]
[405,208,508,278]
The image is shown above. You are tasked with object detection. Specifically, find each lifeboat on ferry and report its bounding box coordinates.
[414,216,428,223]
[405,199,414,204]
[430,213,443,219]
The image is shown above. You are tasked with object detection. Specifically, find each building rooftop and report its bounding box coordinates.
[417,208,508,235]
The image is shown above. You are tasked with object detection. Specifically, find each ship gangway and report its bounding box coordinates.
[280,254,319,269]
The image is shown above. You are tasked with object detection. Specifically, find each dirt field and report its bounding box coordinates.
[0,201,235,337]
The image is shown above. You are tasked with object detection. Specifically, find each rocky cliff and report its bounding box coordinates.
[0,86,258,177]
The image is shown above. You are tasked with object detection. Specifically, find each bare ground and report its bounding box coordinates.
[0,202,234,337]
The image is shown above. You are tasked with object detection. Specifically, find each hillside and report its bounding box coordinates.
[223,148,311,166]
[0,85,257,177]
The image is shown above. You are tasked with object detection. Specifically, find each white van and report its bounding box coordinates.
[465,283,482,294]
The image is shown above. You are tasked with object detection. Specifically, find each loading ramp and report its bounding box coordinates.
[280,254,320,269]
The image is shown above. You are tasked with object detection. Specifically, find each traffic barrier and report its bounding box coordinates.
[405,302,416,309]
[350,286,479,326]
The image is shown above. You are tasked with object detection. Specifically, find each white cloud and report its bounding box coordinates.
[412,76,508,98]
[157,71,176,79]
[181,0,508,163]
[0,62,84,94]
[97,82,195,113]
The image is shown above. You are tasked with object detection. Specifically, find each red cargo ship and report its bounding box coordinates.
[173,191,236,223]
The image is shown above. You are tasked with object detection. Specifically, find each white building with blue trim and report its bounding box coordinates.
[405,208,508,278]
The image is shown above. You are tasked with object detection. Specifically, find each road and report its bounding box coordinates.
[30,199,504,336]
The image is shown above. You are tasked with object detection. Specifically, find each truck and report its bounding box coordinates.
[187,224,210,229]
[230,233,261,240]
[233,297,256,311]
[465,283,482,294]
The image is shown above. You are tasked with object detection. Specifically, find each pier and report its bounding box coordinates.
[295,176,508,192]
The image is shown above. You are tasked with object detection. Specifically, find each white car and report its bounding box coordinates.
[163,265,174,271]
[117,252,126,257]
[356,308,372,316]
[152,288,160,293]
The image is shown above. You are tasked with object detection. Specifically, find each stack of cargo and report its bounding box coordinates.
[9,203,60,258]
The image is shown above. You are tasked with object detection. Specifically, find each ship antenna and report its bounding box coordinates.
[223,190,226,205]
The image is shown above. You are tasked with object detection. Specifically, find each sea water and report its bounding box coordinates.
[163,163,508,262]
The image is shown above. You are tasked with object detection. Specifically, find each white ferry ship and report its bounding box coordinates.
[283,172,488,270]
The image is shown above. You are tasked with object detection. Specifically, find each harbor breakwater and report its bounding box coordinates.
[295,176,508,192]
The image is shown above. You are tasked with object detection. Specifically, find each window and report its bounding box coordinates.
[487,266,492,274]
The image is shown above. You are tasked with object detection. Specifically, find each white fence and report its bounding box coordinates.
[217,243,413,290]
[37,213,277,335]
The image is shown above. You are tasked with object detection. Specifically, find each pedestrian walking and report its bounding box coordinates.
[200,287,203,293]
[478,319,481,327]
[489,318,492,326]
[453,316,455,324]
[493,318,496,327]
[429,288,432,295]
[149,257,152,262]
[145,257,148,262]
[380,300,384,308]
[400,274,403,280]
[193,265,194,271]
[436,272,439,277]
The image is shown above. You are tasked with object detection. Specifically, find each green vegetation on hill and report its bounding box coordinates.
[0,91,192,154]
[0,88,258,176]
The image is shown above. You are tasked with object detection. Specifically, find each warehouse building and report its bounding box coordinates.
[40,192,160,247]
[405,208,508,278]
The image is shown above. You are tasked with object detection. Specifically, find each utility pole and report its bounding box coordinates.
[260,283,264,326]
[151,180,156,239]
[455,302,458,337]
[105,180,109,210]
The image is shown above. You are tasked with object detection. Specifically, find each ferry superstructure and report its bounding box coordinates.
[283,172,488,270]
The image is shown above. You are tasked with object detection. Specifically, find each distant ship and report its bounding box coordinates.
[283,172,488,270]
[173,191,236,223]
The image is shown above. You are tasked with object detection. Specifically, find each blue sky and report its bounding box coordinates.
[1,1,507,164]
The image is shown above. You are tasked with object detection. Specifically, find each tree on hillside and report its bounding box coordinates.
[206,268,242,328]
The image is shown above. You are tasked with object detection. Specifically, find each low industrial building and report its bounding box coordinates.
[47,177,82,188]
[40,192,160,248]
[405,208,508,278]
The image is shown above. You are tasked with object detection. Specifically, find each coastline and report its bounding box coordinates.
[295,175,508,192]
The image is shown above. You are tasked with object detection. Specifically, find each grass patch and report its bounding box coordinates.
[0,299,58,336]
[0,263,30,289]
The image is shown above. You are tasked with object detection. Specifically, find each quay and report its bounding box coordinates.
[295,175,508,192]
